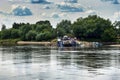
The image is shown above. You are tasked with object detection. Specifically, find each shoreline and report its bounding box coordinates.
[17,41,120,47]
[17,41,56,46]
[0,40,120,47]
[105,44,120,47]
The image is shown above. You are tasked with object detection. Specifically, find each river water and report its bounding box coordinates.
[0,45,120,80]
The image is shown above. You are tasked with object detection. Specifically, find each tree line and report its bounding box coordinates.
[0,15,120,42]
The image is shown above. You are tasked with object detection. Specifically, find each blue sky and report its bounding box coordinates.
[0,0,120,28]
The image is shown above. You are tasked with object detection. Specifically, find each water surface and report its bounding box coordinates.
[0,45,120,80]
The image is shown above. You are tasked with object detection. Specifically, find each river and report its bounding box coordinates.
[0,45,120,80]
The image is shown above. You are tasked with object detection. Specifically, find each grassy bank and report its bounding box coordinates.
[0,39,20,45]
[0,38,120,47]
[17,41,54,46]
[0,38,57,46]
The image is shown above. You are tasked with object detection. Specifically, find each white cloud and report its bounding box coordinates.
[51,13,60,19]
[59,13,67,17]
[57,2,84,12]
[101,0,119,4]
[0,11,10,16]
[31,0,51,4]
[8,0,13,2]
[85,10,97,15]
[8,0,51,3]
[65,0,78,3]
[41,13,47,17]
[11,5,32,16]
[101,0,113,2]
[41,12,67,19]
[8,0,29,3]
[112,0,119,4]
[50,12,67,19]
[113,11,120,20]
[43,5,50,9]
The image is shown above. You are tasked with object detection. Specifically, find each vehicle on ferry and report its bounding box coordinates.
[57,35,77,47]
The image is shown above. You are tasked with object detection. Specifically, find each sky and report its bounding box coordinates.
[0,0,120,28]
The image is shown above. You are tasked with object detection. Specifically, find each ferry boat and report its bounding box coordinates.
[57,35,77,47]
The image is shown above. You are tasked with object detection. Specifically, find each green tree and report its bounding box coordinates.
[36,20,52,27]
[43,31,52,41]
[57,27,66,37]
[20,24,32,40]
[0,32,1,39]
[36,31,52,41]
[26,30,37,41]
[36,33,45,41]
[56,20,72,36]
[51,29,57,39]
[1,29,11,39]
[101,28,117,42]
[35,25,43,32]
[11,29,20,39]
[12,23,26,29]
[72,15,116,41]
[113,21,120,37]
[1,24,6,31]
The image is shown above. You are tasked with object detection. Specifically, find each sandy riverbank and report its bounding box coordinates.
[17,41,56,46]
[17,41,97,47]
[105,44,120,47]
[16,41,120,47]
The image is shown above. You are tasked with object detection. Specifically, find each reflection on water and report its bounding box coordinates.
[0,45,120,80]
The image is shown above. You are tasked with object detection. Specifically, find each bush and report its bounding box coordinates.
[36,31,52,41]
[1,29,11,39]
[101,28,117,42]
[26,30,37,41]
[36,33,44,41]
[11,29,20,39]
